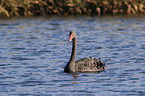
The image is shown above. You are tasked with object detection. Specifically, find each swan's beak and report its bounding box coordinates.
[69,34,73,42]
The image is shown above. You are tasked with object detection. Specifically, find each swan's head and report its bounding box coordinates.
[69,31,76,42]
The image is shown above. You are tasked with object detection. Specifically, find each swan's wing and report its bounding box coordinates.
[75,57,105,72]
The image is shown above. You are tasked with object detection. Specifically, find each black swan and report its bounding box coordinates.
[64,31,105,73]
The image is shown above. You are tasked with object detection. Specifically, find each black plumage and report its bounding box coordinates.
[64,31,105,73]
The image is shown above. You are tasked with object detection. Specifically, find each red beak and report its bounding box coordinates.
[69,34,73,42]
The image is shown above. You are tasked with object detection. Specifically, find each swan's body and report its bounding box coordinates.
[64,31,105,73]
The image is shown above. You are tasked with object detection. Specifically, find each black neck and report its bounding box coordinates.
[70,37,77,63]
[64,37,77,73]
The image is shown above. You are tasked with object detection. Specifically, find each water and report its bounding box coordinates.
[0,16,145,96]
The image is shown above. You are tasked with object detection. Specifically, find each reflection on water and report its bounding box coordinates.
[0,16,145,95]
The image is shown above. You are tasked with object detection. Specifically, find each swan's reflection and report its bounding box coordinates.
[72,73,79,79]
[71,73,79,84]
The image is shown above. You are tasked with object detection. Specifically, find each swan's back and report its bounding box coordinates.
[75,57,105,72]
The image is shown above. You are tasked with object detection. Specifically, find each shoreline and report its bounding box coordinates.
[0,0,145,18]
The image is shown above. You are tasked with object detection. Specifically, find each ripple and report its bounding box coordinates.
[11,57,35,60]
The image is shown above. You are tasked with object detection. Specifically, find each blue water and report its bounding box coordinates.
[0,16,145,96]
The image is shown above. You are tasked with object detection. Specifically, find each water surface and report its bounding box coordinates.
[0,16,145,96]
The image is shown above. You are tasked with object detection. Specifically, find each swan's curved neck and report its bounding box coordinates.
[65,36,77,73]
[70,37,77,63]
